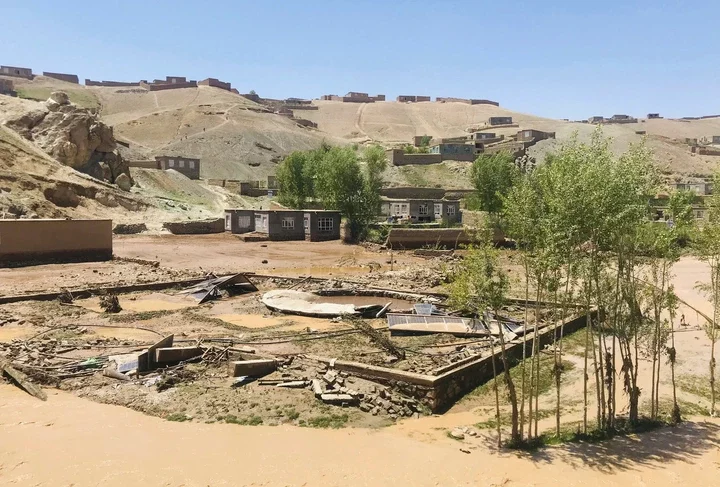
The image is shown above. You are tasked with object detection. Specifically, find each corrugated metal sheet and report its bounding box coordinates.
[387,313,489,336]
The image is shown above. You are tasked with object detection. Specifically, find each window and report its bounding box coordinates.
[696,210,704,219]
[179,160,185,168]
[225,214,231,229]
[304,217,309,229]
[434,203,442,216]
[168,159,175,167]
[393,204,401,215]
[189,161,195,169]
[418,204,428,215]
[401,204,408,214]
[318,218,334,232]
[238,216,251,228]
[447,205,456,215]
[524,130,532,138]
[282,217,295,229]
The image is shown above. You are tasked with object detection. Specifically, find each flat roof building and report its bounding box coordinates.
[155,155,200,180]
[225,209,341,241]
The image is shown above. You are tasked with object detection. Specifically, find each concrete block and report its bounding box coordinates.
[155,347,203,363]
[228,359,276,378]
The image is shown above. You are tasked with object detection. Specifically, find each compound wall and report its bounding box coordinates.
[0,219,112,266]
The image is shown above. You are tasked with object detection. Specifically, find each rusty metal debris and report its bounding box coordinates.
[180,273,257,304]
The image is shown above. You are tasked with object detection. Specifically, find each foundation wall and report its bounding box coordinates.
[0,219,112,266]
[162,218,224,235]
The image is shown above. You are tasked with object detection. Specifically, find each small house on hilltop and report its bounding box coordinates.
[155,155,200,180]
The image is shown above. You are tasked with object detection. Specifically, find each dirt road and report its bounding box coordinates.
[0,385,718,486]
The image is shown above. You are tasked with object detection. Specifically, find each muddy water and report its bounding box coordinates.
[75,292,198,313]
[0,325,32,341]
[214,313,345,331]
[3,385,720,486]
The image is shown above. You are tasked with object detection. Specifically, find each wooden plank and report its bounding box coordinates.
[0,359,47,401]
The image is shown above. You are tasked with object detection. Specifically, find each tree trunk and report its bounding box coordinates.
[496,311,520,443]
[520,260,530,440]
[490,337,502,448]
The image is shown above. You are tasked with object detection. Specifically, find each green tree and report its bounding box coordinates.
[448,226,517,447]
[276,151,314,209]
[471,152,520,214]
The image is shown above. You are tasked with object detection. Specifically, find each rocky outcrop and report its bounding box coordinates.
[4,91,133,190]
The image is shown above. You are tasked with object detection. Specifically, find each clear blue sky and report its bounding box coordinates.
[3,0,718,119]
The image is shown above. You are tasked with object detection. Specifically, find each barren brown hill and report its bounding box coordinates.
[5,76,720,184]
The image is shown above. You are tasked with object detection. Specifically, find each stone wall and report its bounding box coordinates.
[162,218,224,235]
[198,78,231,91]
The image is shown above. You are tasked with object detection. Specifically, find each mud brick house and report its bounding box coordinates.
[516,129,555,143]
[0,65,33,79]
[588,116,604,124]
[488,116,513,126]
[713,136,720,145]
[397,95,431,102]
[225,210,341,241]
[429,143,475,161]
[42,71,79,84]
[224,209,255,233]
[155,155,200,179]
[198,78,231,91]
[0,78,15,96]
[648,113,662,119]
[381,198,461,224]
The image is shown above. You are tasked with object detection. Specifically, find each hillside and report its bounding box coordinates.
[4,76,720,188]
[0,94,252,226]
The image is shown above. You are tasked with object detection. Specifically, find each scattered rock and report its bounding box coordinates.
[115,173,132,191]
[450,428,465,440]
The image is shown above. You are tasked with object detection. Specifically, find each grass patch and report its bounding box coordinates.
[303,413,349,429]
[166,413,190,422]
[677,374,714,401]
[16,86,100,109]
[465,351,575,406]
[508,417,668,450]
[109,309,175,322]
[222,414,264,426]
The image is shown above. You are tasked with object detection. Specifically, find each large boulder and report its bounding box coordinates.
[4,91,133,187]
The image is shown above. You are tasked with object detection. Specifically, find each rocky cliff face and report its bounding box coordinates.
[4,91,132,189]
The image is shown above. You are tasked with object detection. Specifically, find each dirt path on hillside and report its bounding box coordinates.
[1,385,718,486]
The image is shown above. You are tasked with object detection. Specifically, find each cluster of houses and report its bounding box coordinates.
[387,119,555,166]
[319,91,499,106]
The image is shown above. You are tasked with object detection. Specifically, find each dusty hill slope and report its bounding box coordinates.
[0,94,251,225]
[93,85,344,180]
[302,100,720,177]
[5,76,720,180]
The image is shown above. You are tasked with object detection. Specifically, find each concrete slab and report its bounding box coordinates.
[154,347,203,363]
[228,359,277,378]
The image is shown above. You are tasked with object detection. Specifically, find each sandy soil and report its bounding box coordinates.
[112,233,420,275]
[0,385,718,486]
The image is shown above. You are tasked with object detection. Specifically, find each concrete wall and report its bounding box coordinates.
[225,209,255,234]
[0,66,33,79]
[0,219,112,266]
[156,156,200,179]
[304,211,342,241]
[163,219,224,235]
[42,72,79,84]
[255,211,305,240]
